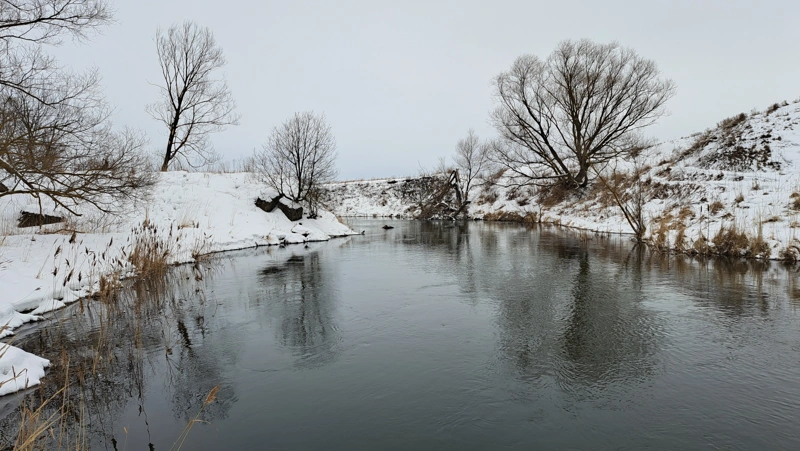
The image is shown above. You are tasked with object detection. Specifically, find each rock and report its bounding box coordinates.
[382,224,394,230]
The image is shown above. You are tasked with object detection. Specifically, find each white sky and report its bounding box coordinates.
[54,0,800,180]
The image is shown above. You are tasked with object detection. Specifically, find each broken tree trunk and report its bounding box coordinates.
[18,211,64,228]
[254,194,303,221]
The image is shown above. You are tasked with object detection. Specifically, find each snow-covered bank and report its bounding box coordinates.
[0,171,355,394]
[325,101,800,261]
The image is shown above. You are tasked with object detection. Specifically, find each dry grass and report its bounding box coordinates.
[538,183,571,208]
[127,221,178,278]
[476,189,499,205]
[169,385,220,451]
[677,206,695,221]
[481,210,539,223]
[5,259,220,450]
[650,213,676,252]
[778,244,800,262]
[709,201,725,215]
[711,225,750,257]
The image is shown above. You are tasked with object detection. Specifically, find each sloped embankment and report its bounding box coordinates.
[326,100,800,260]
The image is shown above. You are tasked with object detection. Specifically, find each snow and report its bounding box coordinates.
[0,343,50,397]
[325,101,800,260]
[0,171,355,395]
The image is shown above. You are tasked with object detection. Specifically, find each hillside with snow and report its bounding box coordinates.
[325,100,800,261]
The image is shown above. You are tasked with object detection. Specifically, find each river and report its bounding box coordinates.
[2,219,800,450]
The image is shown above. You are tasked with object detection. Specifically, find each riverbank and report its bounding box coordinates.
[324,101,800,261]
[0,171,355,395]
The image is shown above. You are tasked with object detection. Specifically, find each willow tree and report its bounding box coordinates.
[149,21,239,171]
[491,39,675,188]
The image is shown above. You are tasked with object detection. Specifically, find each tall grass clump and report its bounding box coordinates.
[127,221,178,278]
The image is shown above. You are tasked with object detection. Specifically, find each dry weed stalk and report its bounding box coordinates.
[169,384,220,451]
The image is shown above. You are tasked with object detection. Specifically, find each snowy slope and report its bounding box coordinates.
[0,172,355,394]
[326,101,800,260]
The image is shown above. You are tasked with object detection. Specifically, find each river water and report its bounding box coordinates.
[3,219,800,450]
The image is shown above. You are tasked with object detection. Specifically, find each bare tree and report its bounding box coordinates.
[491,39,675,188]
[254,111,337,215]
[148,21,239,172]
[592,160,648,243]
[0,73,153,215]
[453,129,490,208]
[0,0,153,215]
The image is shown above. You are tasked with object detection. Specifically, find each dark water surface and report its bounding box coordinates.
[5,220,800,450]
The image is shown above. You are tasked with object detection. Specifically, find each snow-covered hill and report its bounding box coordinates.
[326,100,800,261]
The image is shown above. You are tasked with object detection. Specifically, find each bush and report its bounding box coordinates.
[718,113,747,130]
[790,192,800,211]
[778,245,800,262]
[711,225,749,257]
[766,103,781,115]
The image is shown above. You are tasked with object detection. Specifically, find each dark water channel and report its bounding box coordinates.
[3,219,800,450]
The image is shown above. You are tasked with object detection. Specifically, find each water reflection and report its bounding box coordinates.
[0,269,237,449]
[475,226,661,398]
[560,250,658,393]
[258,251,341,368]
[0,221,798,450]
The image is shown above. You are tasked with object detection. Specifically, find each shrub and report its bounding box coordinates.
[709,201,725,215]
[790,192,800,210]
[748,235,770,259]
[711,225,749,257]
[766,103,781,115]
[778,245,800,262]
[718,113,747,130]
[538,182,571,208]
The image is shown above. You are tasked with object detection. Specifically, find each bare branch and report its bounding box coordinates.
[0,1,154,216]
[253,111,337,216]
[491,39,675,189]
[148,21,239,171]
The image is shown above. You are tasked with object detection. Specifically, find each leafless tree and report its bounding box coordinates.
[592,160,648,243]
[453,128,490,207]
[254,111,337,215]
[148,21,239,172]
[0,0,153,215]
[0,74,153,215]
[491,39,675,188]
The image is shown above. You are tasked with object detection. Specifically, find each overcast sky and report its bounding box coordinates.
[54,0,800,180]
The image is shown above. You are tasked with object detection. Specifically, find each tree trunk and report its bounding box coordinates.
[576,165,588,187]
[161,109,182,172]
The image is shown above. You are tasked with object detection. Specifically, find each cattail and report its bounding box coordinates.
[204,385,220,405]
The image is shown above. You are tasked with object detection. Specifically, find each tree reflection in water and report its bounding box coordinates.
[0,221,798,450]
[258,251,341,369]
